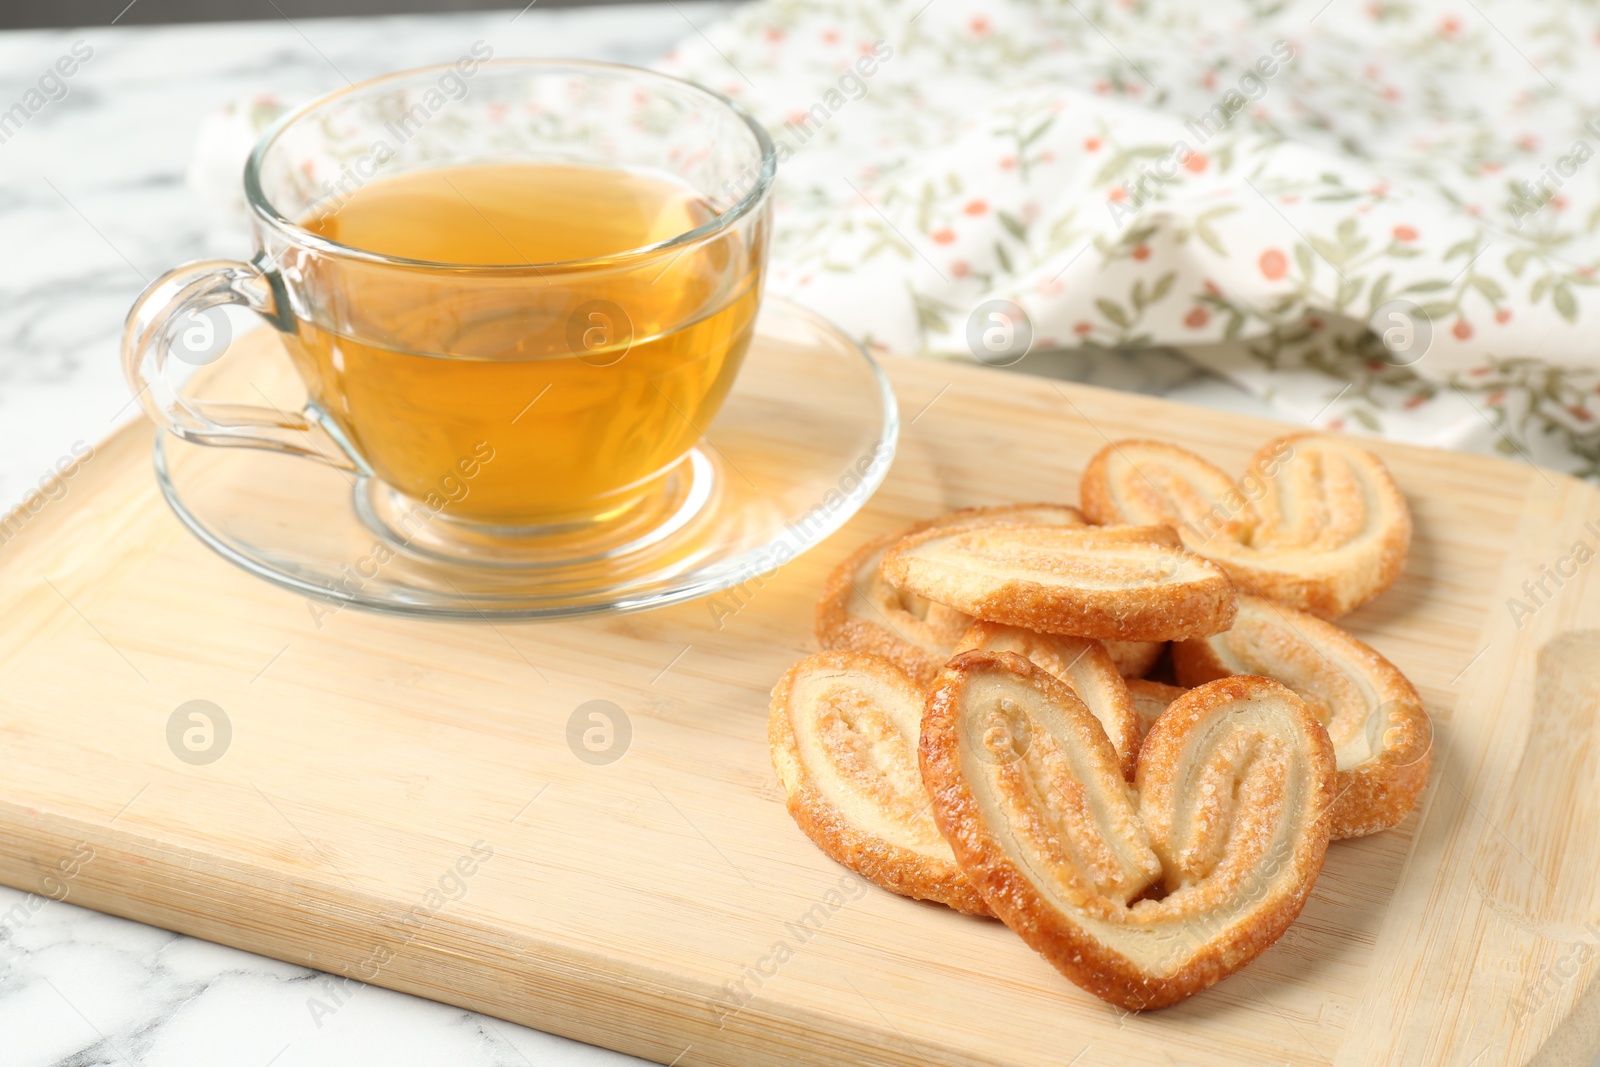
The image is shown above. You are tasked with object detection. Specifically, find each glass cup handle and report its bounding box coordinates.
[120,257,367,473]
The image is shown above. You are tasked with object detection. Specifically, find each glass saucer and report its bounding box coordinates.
[153,297,898,619]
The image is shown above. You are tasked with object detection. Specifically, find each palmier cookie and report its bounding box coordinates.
[815,504,1085,685]
[1172,595,1431,839]
[880,523,1235,642]
[921,653,1335,1010]
[1125,679,1189,740]
[1080,435,1411,619]
[769,651,990,914]
[952,621,1141,780]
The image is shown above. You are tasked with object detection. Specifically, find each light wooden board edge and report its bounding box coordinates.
[1341,469,1600,1066]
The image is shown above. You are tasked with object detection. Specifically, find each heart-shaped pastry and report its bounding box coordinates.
[920,651,1335,1009]
[952,621,1141,780]
[815,504,1085,685]
[770,650,990,914]
[1080,435,1411,618]
[1173,594,1431,839]
[880,524,1235,642]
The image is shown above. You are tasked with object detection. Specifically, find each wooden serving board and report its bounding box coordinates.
[1,329,1598,1067]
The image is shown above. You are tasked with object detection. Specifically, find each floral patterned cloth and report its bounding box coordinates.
[655,0,1600,477]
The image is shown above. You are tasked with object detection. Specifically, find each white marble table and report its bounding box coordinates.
[0,6,1273,1065]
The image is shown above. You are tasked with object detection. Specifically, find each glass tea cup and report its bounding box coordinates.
[123,59,775,560]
